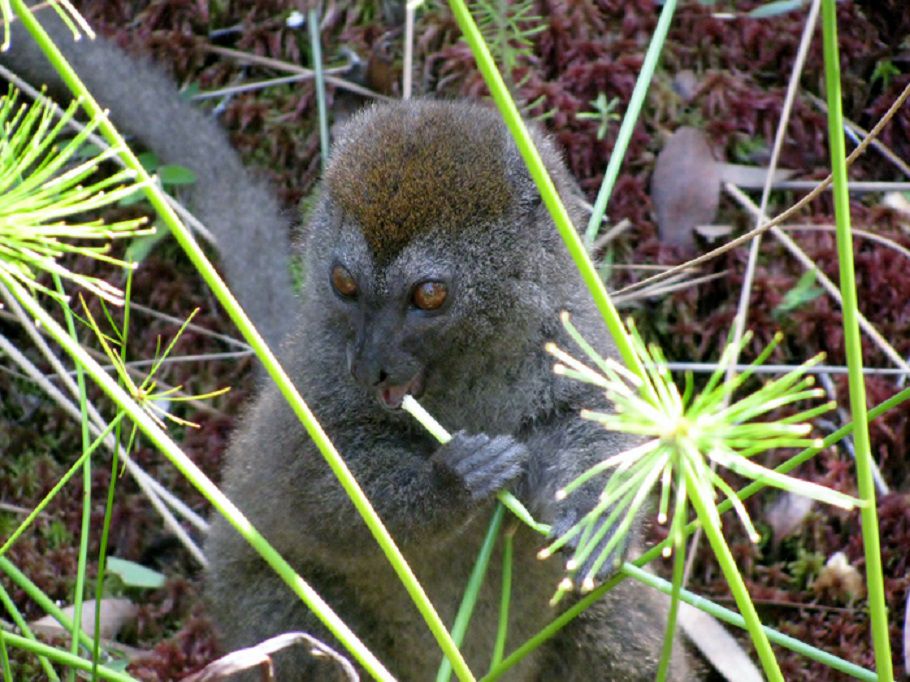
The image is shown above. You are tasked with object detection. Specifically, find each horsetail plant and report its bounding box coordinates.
[0,85,152,304]
[544,312,862,591]
[542,312,863,680]
[0,0,93,51]
[77,298,230,431]
[0,80,150,680]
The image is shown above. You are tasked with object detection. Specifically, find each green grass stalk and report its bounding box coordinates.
[11,5,471,678]
[490,527,513,669]
[655,467,686,681]
[621,564,877,682]
[0,630,11,682]
[683,461,782,681]
[436,505,505,682]
[446,0,648,390]
[94,270,133,679]
[0,582,57,680]
[50,271,91,682]
[0,269,395,681]
[92,424,123,679]
[0,415,123,558]
[582,0,677,243]
[0,632,131,682]
[70,417,90,678]
[820,2,892,677]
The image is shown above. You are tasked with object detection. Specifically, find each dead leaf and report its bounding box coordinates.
[883,191,910,231]
[765,492,814,544]
[693,224,734,242]
[29,598,137,640]
[651,127,720,250]
[678,602,762,682]
[812,551,865,601]
[182,631,358,681]
[883,191,910,215]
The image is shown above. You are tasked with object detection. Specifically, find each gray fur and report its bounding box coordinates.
[209,101,698,680]
[1,15,295,349]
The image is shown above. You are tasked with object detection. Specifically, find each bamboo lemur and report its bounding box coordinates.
[4,13,698,681]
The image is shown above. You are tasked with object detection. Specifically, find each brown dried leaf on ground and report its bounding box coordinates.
[651,127,720,250]
[29,598,137,640]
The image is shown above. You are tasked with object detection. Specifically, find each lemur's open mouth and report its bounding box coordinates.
[378,370,425,410]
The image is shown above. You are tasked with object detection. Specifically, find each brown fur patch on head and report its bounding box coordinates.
[326,100,514,261]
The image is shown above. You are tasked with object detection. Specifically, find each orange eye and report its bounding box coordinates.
[330,264,358,298]
[412,281,448,311]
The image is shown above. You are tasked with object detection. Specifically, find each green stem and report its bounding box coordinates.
[446,0,648,392]
[93,426,130,675]
[49,272,90,682]
[0,557,93,652]
[11,5,470,678]
[436,505,505,682]
[820,2,892,678]
[583,0,677,243]
[683,463,782,681]
[92,425,122,679]
[0,415,123,559]
[0,582,58,680]
[655,468,685,681]
[0,632,132,682]
[402,396,549,535]
[0,629,10,682]
[486,389,909,678]
[621,564,876,682]
[0,272,394,681]
[490,527,513,669]
[94,272,133,679]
